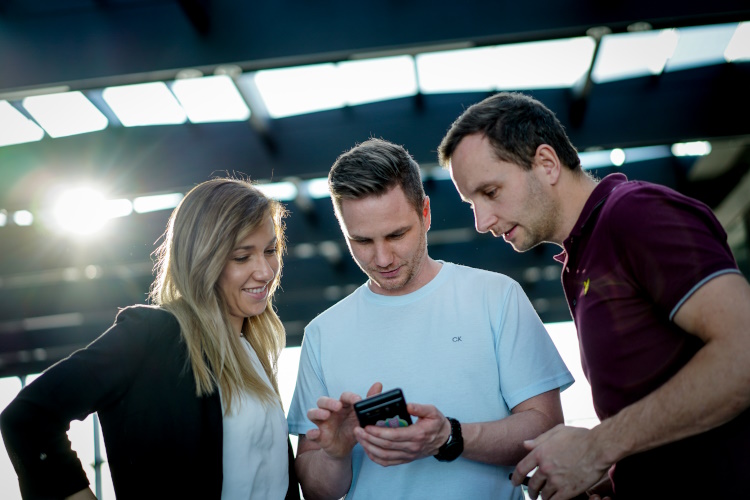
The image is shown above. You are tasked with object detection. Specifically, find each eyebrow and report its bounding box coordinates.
[348,225,411,241]
[234,236,277,251]
[472,182,495,196]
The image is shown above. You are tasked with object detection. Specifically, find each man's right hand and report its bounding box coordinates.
[306,382,383,459]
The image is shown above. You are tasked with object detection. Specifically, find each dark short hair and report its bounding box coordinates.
[438,92,581,171]
[328,138,426,216]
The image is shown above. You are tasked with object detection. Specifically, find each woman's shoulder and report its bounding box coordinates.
[116,304,174,321]
[112,304,179,334]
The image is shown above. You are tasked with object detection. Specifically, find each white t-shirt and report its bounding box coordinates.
[221,338,288,499]
[288,262,574,500]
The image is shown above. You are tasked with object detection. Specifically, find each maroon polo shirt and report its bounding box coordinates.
[555,173,749,496]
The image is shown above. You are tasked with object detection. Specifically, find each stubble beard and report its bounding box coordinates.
[368,229,428,293]
[511,173,560,253]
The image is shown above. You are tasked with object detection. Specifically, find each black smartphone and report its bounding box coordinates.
[353,388,412,428]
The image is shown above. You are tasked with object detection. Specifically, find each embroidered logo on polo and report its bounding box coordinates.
[583,278,590,296]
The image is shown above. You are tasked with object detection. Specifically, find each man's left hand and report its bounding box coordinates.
[511,425,610,500]
[353,402,451,467]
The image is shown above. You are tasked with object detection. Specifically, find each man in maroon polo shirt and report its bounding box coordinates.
[438,91,750,499]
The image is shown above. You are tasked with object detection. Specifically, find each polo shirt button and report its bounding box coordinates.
[40,453,47,460]
[572,299,577,306]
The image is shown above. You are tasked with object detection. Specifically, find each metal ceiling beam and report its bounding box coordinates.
[1,64,748,206]
[1,0,748,92]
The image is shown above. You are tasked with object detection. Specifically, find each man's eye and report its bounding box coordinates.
[264,248,278,255]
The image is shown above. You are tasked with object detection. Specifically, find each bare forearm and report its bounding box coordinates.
[594,337,750,465]
[295,449,353,500]
[462,408,563,465]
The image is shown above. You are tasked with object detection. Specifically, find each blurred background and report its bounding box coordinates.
[1,1,749,497]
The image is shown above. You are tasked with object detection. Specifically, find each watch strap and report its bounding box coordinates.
[434,416,463,462]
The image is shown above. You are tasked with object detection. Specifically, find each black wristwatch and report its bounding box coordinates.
[434,417,463,462]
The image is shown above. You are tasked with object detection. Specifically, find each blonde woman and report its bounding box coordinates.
[1,178,300,499]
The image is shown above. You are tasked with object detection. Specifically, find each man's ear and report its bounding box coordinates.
[534,144,562,185]
[422,196,432,231]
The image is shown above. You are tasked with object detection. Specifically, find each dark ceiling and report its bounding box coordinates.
[1,0,750,378]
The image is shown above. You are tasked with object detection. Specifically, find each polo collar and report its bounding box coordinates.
[553,173,629,263]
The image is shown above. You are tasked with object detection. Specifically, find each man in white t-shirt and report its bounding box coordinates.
[287,138,574,500]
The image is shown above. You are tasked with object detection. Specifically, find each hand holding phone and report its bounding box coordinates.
[353,388,412,428]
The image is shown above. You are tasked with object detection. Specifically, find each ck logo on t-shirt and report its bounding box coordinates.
[452,336,462,342]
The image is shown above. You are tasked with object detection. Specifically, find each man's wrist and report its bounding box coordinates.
[590,418,630,467]
[434,417,463,462]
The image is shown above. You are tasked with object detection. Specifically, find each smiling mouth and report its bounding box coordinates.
[243,285,268,294]
[502,225,517,240]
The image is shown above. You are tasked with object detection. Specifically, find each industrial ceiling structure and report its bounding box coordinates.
[1,0,749,378]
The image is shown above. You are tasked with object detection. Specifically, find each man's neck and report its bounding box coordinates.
[553,171,598,246]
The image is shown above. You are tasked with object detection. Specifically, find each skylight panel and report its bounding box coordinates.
[666,23,737,72]
[338,55,418,105]
[170,75,251,123]
[133,193,184,213]
[579,145,672,169]
[306,178,330,199]
[22,91,108,138]
[592,29,679,83]
[494,37,595,90]
[725,22,750,62]
[672,141,712,157]
[416,46,498,93]
[254,63,345,118]
[255,181,298,201]
[102,82,187,127]
[0,100,45,147]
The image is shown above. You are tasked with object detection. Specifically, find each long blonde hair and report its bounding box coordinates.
[149,178,287,412]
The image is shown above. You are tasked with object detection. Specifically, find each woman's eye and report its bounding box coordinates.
[233,256,249,262]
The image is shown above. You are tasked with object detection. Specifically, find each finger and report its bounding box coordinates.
[340,391,365,406]
[366,382,383,397]
[540,481,560,500]
[362,448,408,468]
[359,427,414,451]
[307,408,332,422]
[512,454,539,484]
[316,396,343,412]
[526,473,546,500]
[306,428,321,441]
[406,402,440,418]
[357,434,413,466]
[523,424,559,451]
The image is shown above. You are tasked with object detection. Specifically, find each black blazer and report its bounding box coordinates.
[0,305,300,499]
